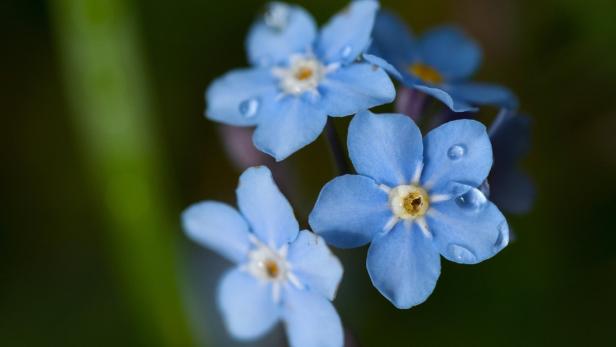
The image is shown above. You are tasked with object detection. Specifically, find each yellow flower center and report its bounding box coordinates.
[295,67,314,81]
[409,63,443,85]
[389,185,430,219]
[264,259,280,278]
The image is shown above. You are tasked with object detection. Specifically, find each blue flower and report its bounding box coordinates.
[183,166,344,347]
[309,111,509,309]
[369,10,518,113]
[206,1,395,161]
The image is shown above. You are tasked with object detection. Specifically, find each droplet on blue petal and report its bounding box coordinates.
[447,244,476,263]
[494,221,510,249]
[239,98,260,118]
[340,45,353,59]
[264,3,289,31]
[455,188,487,212]
[447,144,466,160]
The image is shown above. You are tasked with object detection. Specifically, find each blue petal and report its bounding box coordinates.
[448,82,519,109]
[282,287,343,347]
[316,0,379,64]
[362,53,403,80]
[367,223,441,309]
[246,3,317,66]
[287,230,343,300]
[236,166,299,247]
[348,111,423,187]
[182,201,251,263]
[320,62,395,116]
[253,96,328,161]
[206,68,277,126]
[417,26,481,81]
[413,84,478,113]
[217,269,280,340]
[428,188,509,264]
[309,175,390,249]
[420,119,493,196]
[370,10,415,68]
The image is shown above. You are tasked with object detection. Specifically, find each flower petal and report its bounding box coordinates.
[309,174,390,249]
[448,82,519,109]
[246,3,317,66]
[420,119,493,195]
[316,0,379,64]
[370,10,415,68]
[417,26,481,81]
[282,287,343,347]
[236,166,299,247]
[320,62,395,116]
[428,188,509,264]
[217,268,280,340]
[252,96,328,161]
[348,111,423,187]
[205,68,277,126]
[362,53,403,80]
[413,84,478,113]
[182,201,251,263]
[367,223,441,309]
[287,230,343,300]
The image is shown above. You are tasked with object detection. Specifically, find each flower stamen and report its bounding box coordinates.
[408,63,443,85]
[389,185,430,219]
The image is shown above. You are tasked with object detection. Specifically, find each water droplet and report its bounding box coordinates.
[448,244,476,263]
[494,221,510,249]
[447,144,466,160]
[239,98,260,118]
[264,3,289,30]
[340,45,353,59]
[455,188,487,212]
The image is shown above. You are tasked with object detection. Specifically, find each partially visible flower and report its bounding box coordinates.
[206,1,395,161]
[309,111,509,309]
[486,109,535,214]
[369,10,517,113]
[183,166,344,347]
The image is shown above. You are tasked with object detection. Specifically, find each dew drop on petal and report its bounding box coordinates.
[447,144,466,160]
[264,3,289,30]
[447,244,476,263]
[340,45,353,59]
[455,187,487,212]
[239,98,260,118]
[494,221,510,250]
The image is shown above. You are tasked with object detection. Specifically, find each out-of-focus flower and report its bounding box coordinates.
[183,166,344,347]
[370,10,517,113]
[206,1,395,161]
[309,111,509,309]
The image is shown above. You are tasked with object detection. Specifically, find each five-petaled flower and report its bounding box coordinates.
[369,10,518,113]
[183,166,344,347]
[206,0,395,161]
[309,111,509,309]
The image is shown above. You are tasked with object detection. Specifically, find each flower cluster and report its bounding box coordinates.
[184,1,534,346]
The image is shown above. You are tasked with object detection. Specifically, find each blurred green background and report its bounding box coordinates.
[2,0,616,346]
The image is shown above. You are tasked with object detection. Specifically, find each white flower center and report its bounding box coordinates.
[247,243,289,282]
[274,55,326,95]
[389,185,430,219]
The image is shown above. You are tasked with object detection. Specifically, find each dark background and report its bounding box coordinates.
[2,0,615,346]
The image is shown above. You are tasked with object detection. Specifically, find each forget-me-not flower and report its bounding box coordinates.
[183,166,344,347]
[369,10,517,113]
[206,1,395,161]
[309,111,509,309]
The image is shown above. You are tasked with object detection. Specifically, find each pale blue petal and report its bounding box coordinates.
[367,223,441,309]
[362,53,403,80]
[428,188,509,264]
[205,68,277,126]
[413,84,478,113]
[309,175,390,249]
[246,3,317,66]
[421,119,493,195]
[370,10,415,68]
[253,96,328,161]
[448,82,519,109]
[417,26,481,81]
[217,269,280,340]
[316,0,379,64]
[236,166,299,247]
[320,62,395,116]
[348,111,423,187]
[282,287,343,347]
[182,201,251,263]
[287,230,343,300]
